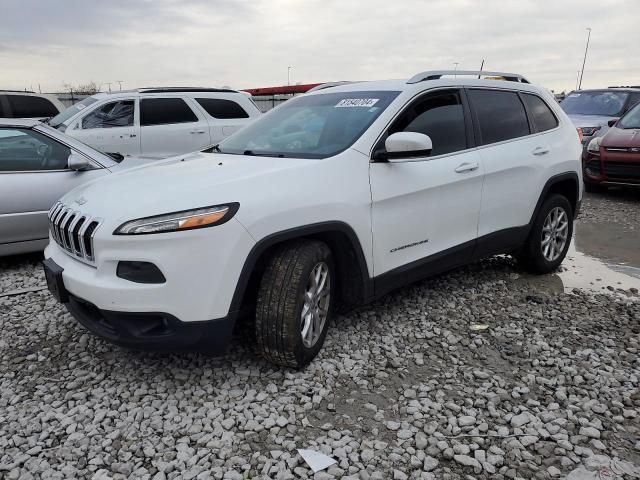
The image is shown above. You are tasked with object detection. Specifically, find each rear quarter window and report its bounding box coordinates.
[195,98,249,119]
[5,95,60,118]
[468,89,531,145]
[521,93,559,132]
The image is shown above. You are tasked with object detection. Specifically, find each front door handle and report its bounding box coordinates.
[532,146,549,156]
[190,130,206,134]
[454,162,479,173]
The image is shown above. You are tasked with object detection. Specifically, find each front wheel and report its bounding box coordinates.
[516,194,573,274]
[255,240,334,368]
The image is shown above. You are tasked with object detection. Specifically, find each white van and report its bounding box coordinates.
[48,88,261,158]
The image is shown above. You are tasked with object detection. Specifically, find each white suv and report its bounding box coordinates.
[44,70,583,368]
[47,88,261,158]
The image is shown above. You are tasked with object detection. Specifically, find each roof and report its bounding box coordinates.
[90,87,241,98]
[0,118,41,127]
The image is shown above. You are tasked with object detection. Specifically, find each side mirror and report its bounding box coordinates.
[607,119,617,128]
[68,153,91,171]
[381,132,433,162]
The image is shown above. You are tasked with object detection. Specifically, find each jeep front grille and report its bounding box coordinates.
[48,202,102,265]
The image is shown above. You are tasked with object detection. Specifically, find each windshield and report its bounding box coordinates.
[48,96,98,127]
[618,102,640,129]
[561,91,629,117]
[217,90,400,158]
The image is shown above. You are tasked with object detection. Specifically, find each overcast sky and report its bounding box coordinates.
[1,0,638,93]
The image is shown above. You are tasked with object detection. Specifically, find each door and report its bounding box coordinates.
[139,96,212,157]
[467,88,552,239]
[0,127,106,245]
[370,88,483,281]
[69,99,140,156]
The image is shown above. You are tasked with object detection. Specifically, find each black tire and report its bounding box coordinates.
[584,182,606,194]
[255,240,334,368]
[516,194,573,274]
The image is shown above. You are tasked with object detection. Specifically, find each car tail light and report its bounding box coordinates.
[577,128,584,143]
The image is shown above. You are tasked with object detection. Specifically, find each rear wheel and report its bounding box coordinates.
[516,194,573,274]
[255,240,334,368]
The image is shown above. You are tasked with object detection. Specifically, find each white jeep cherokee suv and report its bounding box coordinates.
[47,88,261,158]
[44,70,583,368]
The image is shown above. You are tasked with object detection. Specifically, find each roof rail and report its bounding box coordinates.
[407,70,529,84]
[306,81,363,93]
[137,87,238,94]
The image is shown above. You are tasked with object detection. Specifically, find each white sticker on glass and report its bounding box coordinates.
[335,98,379,108]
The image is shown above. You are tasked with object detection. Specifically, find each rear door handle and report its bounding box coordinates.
[454,162,479,173]
[532,147,549,156]
[190,129,206,134]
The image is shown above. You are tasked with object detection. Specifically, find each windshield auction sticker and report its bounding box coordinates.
[335,98,379,108]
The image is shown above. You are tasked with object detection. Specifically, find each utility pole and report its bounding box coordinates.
[453,62,459,77]
[106,82,112,93]
[478,59,485,78]
[578,27,591,90]
[287,66,292,86]
[116,80,123,91]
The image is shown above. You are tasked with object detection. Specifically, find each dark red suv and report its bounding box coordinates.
[584,101,640,191]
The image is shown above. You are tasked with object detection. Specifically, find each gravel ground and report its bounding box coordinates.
[1,194,640,480]
[578,189,640,229]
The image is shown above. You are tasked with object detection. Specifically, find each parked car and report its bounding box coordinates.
[560,88,640,148]
[0,119,155,256]
[46,88,261,158]
[44,70,582,368]
[583,100,640,191]
[0,91,65,120]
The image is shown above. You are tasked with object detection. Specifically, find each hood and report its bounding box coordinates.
[567,114,618,128]
[61,151,311,222]
[602,126,640,148]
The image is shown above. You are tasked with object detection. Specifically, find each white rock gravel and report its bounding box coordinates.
[1,194,640,479]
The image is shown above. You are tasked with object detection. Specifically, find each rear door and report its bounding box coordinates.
[0,127,106,245]
[467,88,552,242]
[139,96,212,157]
[192,97,253,142]
[69,99,140,156]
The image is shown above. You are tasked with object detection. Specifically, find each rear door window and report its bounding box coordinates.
[82,100,135,129]
[140,98,198,126]
[5,95,60,118]
[468,89,531,145]
[195,98,249,119]
[521,94,559,132]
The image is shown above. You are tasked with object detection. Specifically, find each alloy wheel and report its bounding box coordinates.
[541,207,569,262]
[300,262,331,348]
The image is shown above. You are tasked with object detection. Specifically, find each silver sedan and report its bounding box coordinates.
[0,119,150,256]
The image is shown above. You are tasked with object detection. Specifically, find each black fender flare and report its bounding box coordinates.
[528,172,580,228]
[227,221,372,316]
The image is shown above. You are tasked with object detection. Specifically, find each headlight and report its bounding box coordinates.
[114,203,239,235]
[581,126,601,137]
[587,137,602,153]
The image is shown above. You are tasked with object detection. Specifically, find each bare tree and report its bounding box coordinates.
[62,81,100,95]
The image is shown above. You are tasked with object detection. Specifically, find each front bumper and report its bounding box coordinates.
[44,217,255,322]
[66,293,234,353]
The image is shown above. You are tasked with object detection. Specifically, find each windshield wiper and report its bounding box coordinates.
[202,144,222,153]
[243,150,286,157]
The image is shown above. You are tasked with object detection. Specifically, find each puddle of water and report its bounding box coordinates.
[515,239,640,296]
[558,241,640,294]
